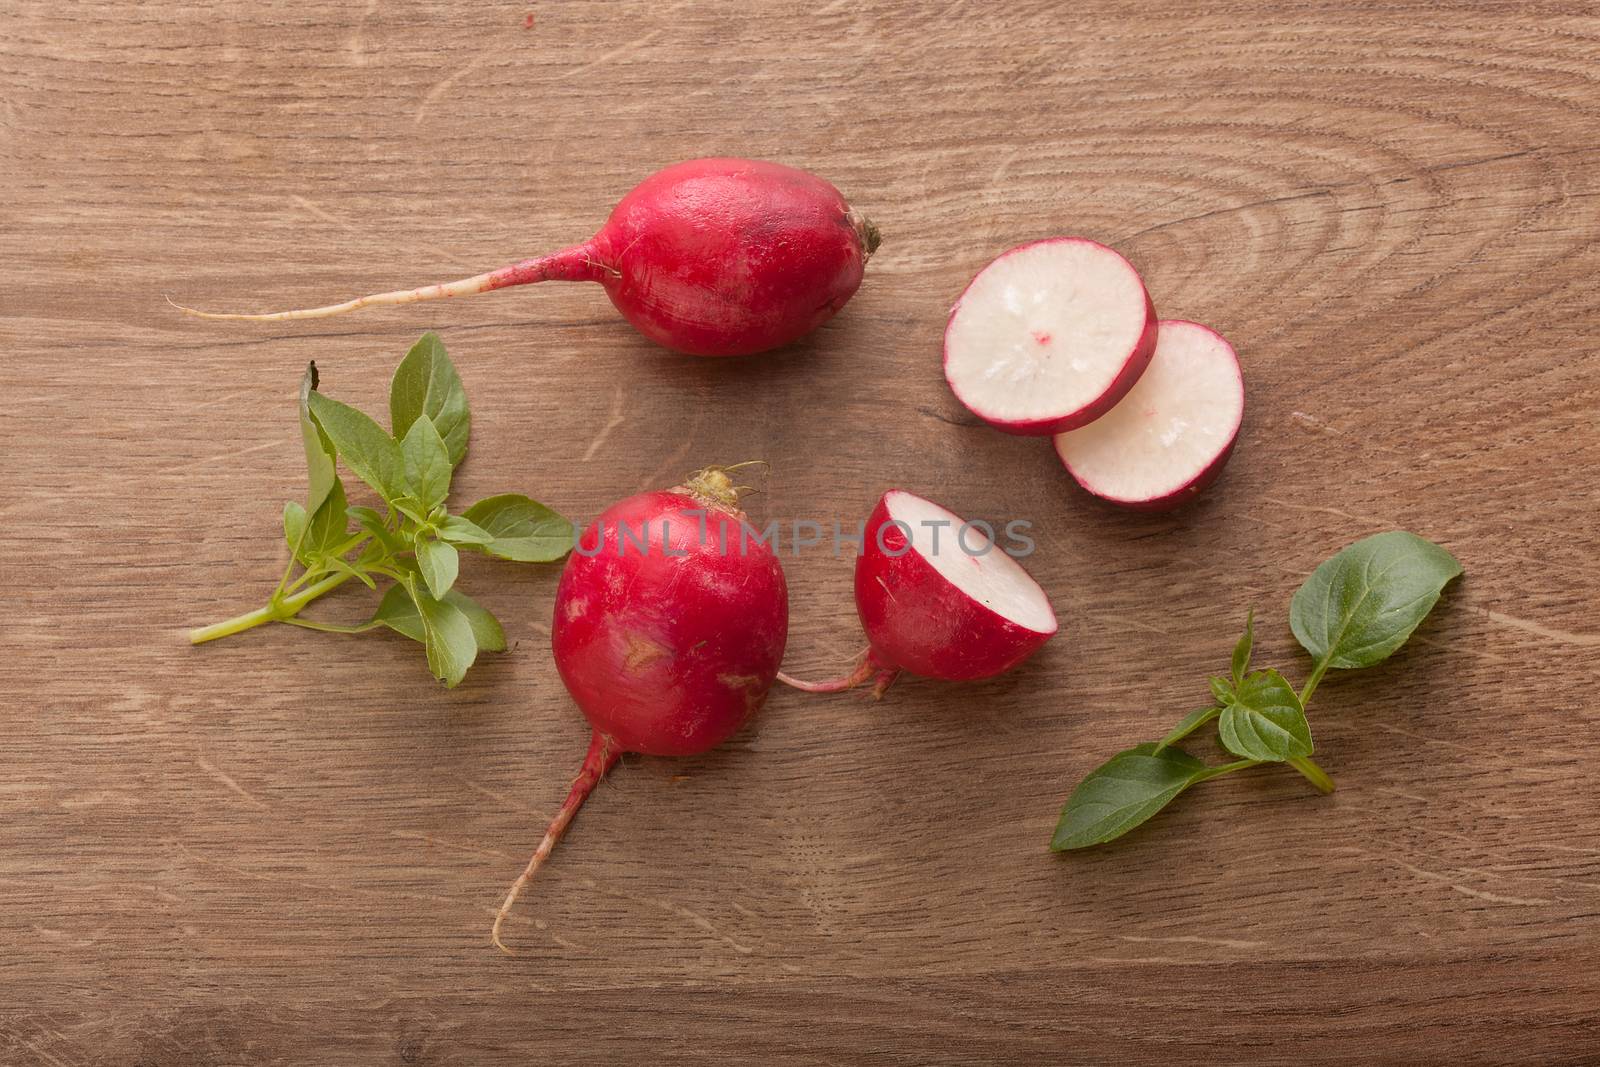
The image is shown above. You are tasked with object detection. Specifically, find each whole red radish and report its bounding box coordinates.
[943,238,1157,434]
[492,467,788,952]
[780,490,1057,699]
[1054,320,1244,511]
[175,158,881,357]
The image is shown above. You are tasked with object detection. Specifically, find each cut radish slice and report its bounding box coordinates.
[778,490,1058,698]
[1053,320,1244,511]
[943,238,1158,436]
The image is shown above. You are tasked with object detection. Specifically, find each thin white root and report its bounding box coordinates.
[490,731,618,956]
[492,826,561,956]
[165,270,499,322]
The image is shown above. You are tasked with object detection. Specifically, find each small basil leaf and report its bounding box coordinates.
[1218,669,1313,761]
[389,332,470,466]
[299,362,338,514]
[400,414,451,510]
[460,494,574,562]
[1209,676,1235,706]
[1157,706,1222,751]
[322,553,376,591]
[285,479,353,566]
[1052,743,1210,850]
[413,583,478,687]
[1231,608,1254,686]
[443,588,506,653]
[1290,531,1463,670]
[392,499,431,528]
[307,392,407,502]
[283,501,309,558]
[302,478,352,560]
[371,582,424,643]
[438,514,496,546]
[349,505,407,557]
[417,537,459,599]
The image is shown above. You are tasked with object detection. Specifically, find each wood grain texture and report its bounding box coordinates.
[3,0,1599,1062]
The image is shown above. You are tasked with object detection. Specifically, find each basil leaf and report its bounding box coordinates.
[416,537,459,599]
[1290,531,1463,670]
[389,332,470,466]
[299,362,338,514]
[437,514,496,546]
[322,552,376,590]
[442,588,506,653]
[371,582,424,643]
[1218,669,1312,761]
[379,560,501,654]
[307,392,407,502]
[1209,676,1235,706]
[349,505,407,557]
[1157,706,1221,751]
[284,479,353,566]
[392,500,431,527]
[283,501,309,558]
[413,583,478,687]
[1231,609,1254,687]
[308,480,351,558]
[460,494,574,562]
[1052,743,1210,850]
[400,414,452,510]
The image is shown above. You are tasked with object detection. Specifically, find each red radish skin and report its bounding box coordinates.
[943,238,1157,435]
[173,158,880,358]
[492,468,787,952]
[1053,320,1244,512]
[779,490,1057,699]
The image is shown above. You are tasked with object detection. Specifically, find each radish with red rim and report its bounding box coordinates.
[174,158,880,358]
[491,467,787,952]
[943,238,1157,435]
[1053,319,1244,511]
[779,490,1057,699]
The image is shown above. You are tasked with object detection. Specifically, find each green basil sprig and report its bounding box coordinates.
[189,333,573,687]
[1052,532,1461,850]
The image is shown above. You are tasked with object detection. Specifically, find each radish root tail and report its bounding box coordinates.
[492,730,621,955]
[777,648,876,694]
[170,245,602,323]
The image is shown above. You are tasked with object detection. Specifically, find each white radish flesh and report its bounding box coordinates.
[1053,319,1244,511]
[943,238,1157,435]
[882,491,1056,634]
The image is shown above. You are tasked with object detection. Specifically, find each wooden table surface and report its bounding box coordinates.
[5,1,1599,1062]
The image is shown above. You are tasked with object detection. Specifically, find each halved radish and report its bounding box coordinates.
[779,490,1058,698]
[943,238,1158,436]
[1053,319,1244,511]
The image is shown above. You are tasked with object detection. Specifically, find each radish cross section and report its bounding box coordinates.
[1054,319,1244,511]
[943,238,1157,435]
[779,489,1057,698]
[884,492,1056,636]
